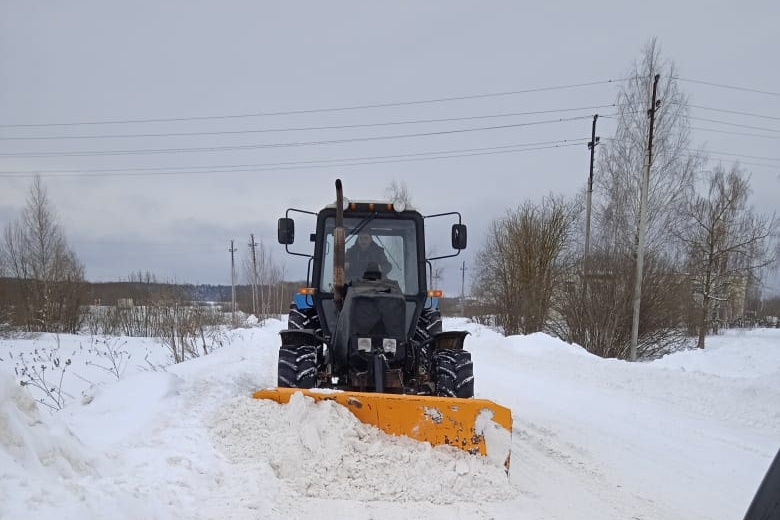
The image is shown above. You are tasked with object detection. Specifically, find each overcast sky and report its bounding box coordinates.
[1,1,778,296]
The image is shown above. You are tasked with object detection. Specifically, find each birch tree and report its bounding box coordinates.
[581,38,699,356]
[384,180,413,206]
[681,165,777,348]
[2,177,85,332]
[596,38,699,254]
[243,239,286,318]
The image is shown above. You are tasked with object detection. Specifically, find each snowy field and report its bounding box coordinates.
[1,319,778,520]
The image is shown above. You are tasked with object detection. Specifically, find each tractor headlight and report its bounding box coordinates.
[357,337,372,353]
[382,338,397,354]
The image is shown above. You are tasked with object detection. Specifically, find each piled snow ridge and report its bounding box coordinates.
[210,392,516,504]
[0,371,96,517]
[0,370,95,480]
[0,371,167,520]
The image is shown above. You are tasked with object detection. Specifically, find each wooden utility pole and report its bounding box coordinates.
[229,240,237,323]
[584,114,599,276]
[630,74,661,361]
[249,234,258,316]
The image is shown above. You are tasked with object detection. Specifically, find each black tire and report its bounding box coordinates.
[414,308,442,343]
[433,349,474,398]
[277,345,317,388]
[410,309,444,391]
[287,302,322,336]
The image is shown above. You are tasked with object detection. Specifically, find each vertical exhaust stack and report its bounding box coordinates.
[333,179,345,311]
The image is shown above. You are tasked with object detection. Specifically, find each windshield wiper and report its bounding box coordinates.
[347,213,377,239]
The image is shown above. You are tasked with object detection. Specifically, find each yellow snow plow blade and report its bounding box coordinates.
[253,387,512,470]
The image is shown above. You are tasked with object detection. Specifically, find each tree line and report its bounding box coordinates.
[0,179,292,335]
[473,40,778,357]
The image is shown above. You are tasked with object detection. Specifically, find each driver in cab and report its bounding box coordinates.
[345,232,391,281]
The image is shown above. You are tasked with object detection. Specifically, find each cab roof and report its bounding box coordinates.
[322,199,418,213]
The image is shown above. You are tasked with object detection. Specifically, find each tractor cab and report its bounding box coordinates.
[278,199,467,345]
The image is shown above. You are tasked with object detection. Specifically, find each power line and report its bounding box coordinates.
[602,114,780,140]
[0,115,599,158]
[674,77,780,97]
[0,141,587,179]
[6,138,775,179]
[0,138,587,175]
[0,104,617,141]
[0,79,630,129]
[686,156,779,170]
[689,149,780,163]
[600,137,780,169]
[690,126,780,140]
[686,103,780,122]
[688,116,780,134]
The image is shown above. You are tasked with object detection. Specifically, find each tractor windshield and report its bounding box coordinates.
[320,217,419,295]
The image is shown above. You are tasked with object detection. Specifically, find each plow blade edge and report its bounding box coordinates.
[253,388,512,470]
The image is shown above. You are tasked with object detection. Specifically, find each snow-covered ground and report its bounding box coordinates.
[1,320,778,519]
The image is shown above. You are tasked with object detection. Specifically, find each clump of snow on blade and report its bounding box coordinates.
[475,408,511,468]
[210,392,515,504]
[423,406,444,424]
[306,387,343,394]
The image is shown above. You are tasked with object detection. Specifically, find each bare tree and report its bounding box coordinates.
[243,238,287,318]
[0,242,10,331]
[553,246,690,359]
[474,195,578,335]
[680,165,777,348]
[2,177,85,332]
[384,180,413,206]
[596,38,698,254]
[579,38,699,356]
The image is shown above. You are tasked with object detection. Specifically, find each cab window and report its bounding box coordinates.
[320,217,419,295]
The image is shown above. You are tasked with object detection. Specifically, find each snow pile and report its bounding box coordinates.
[211,392,515,504]
[0,370,94,482]
[0,333,166,409]
[0,371,158,519]
[652,328,780,378]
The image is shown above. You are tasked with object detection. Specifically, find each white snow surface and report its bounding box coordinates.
[1,319,778,519]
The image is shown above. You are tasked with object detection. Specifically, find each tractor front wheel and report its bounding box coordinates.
[433,349,474,398]
[277,345,317,388]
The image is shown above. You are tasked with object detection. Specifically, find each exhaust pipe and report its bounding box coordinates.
[333,179,345,311]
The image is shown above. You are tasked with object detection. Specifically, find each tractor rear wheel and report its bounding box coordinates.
[278,345,317,388]
[414,308,442,343]
[287,302,322,336]
[433,349,474,398]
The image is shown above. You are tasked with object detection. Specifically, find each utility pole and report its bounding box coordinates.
[460,261,468,316]
[584,114,600,279]
[432,263,441,288]
[630,74,661,362]
[249,234,258,316]
[229,240,237,324]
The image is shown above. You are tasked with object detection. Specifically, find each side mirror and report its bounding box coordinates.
[451,224,467,250]
[278,218,295,244]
